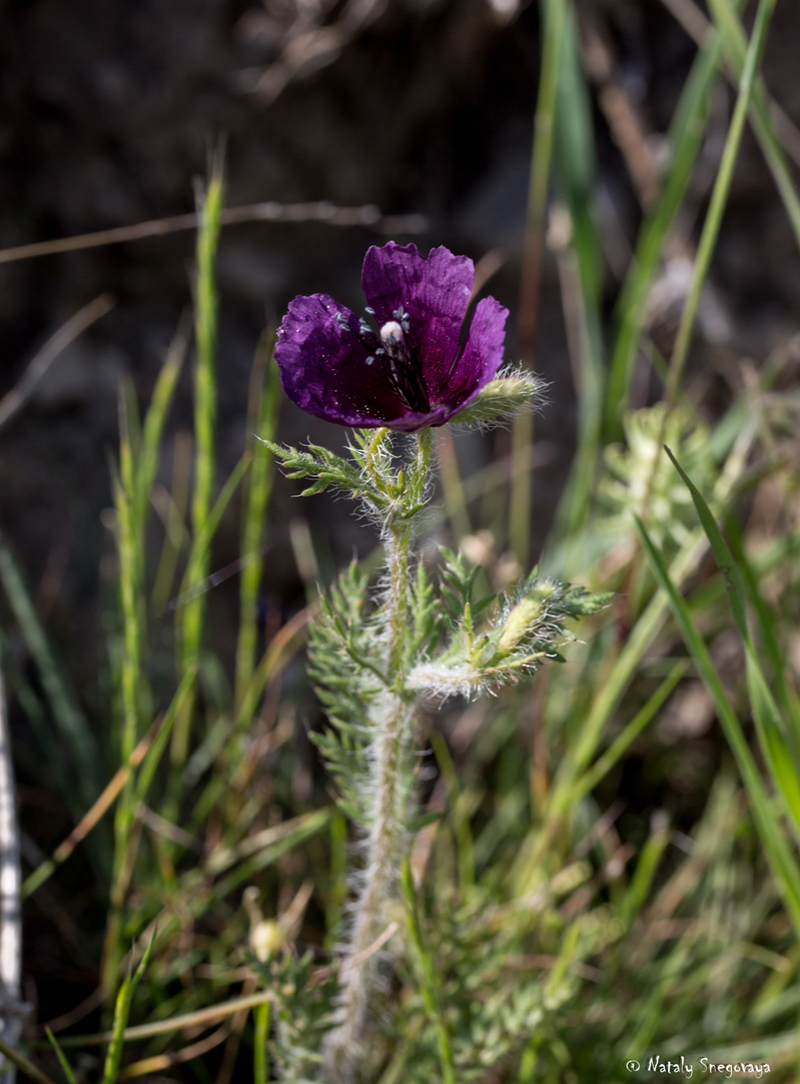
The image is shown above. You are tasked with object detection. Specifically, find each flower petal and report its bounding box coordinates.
[435,296,509,421]
[361,243,474,401]
[275,293,410,428]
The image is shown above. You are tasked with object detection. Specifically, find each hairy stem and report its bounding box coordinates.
[324,510,415,1080]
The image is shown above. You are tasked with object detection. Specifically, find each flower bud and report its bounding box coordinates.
[250,919,284,962]
[496,583,555,654]
[450,373,538,425]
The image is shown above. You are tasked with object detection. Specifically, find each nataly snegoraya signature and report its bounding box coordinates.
[625,1055,772,1077]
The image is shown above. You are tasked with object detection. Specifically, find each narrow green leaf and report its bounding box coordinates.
[662,0,778,408]
[133,317,189,536]
[664,445,748,635]
[636,516,800,935]
[134,667,197,804]
[45,1029,78,1084]
[236,341,280,708]
[0,530,101,809]
[665,446,800,830]
[101,931,156,1084]
[708,0,800,253]
[173,145,225,775]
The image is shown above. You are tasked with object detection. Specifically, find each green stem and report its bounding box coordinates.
[324,433,429,1082]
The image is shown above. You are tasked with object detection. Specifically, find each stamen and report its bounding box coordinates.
[374,311,430,414]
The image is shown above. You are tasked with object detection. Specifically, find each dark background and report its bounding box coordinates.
[1,0,800,1027]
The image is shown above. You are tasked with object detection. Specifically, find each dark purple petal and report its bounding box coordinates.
[443,296,509,402]
[361,243,474,400]
[275,293,410,428]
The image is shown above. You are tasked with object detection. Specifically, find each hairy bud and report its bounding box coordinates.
[450,372,539,425]
[496,583,556,655]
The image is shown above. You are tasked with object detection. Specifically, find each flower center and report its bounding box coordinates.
[359,307,430,414]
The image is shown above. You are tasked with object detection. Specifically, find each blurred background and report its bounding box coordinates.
[2,0,800,1056]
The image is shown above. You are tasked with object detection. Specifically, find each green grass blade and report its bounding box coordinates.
[510,0,567,566]
[235,342,280,709]
[191,152,223,563]
[149,430,192,615]
[708,0,800,252]
[400,859,455,1084]
[662,0,778,408]
[180,452,252,599]
[134,667,197,804]
[549,5,605,543]
[636,516,800,935]
[173,148,224,772]
[0,1038,58,1084]
[603,3,744,435]
[45,1029,78,1084]
[727,516,800,735]
[665,446,800,829]
[619,813,671,928]
[663,446,748,635]
[253,1001,271,1084]
[133,317,188,537]
[113,466,143,764]
[0,530,101,808]
[430,731,474,893]
[101,932,156,1084]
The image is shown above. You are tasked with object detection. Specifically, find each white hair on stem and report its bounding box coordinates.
[322,440,426,1082]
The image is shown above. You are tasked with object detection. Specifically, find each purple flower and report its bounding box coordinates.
[274,242,509,432]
